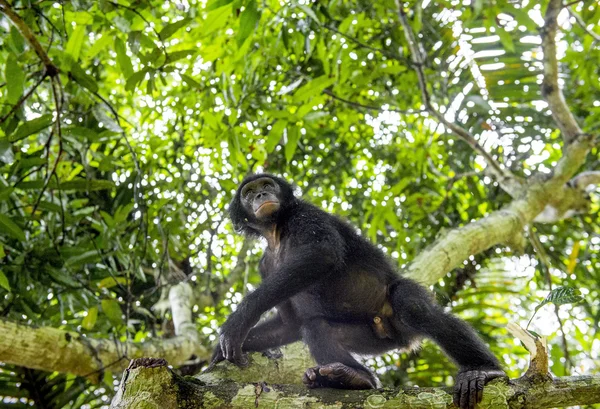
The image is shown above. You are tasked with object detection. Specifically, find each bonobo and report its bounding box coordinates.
[210,174,505,409]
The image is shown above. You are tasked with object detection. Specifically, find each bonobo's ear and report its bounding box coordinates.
[228,193,247,234]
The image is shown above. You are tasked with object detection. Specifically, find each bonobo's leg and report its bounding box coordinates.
[301,319,379,389]
[243,314,301,352]
[389,278,505,409]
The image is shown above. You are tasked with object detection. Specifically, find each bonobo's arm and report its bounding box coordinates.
[218,241,340,365]
[208,304,301,368]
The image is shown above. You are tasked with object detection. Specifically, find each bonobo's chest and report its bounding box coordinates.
[258,230,285,278]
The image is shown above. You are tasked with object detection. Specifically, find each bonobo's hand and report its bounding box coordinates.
[204,344,225,372]
[453,368,506,409]
[218,312,250,367]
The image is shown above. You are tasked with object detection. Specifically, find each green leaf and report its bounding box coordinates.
[266,120,286,152]
[88,33,113,58]
[97,276,127,289]
[534,286,584,313]
[9,115,54,142]
[0,140,15,164]
[0,214,26,241]
[284,126,300,162]
[0,187,13,202]
[497,26,515,53]
[236,0,260,47]
[82,306,98,330]
[0,243,5,258]
[65,250,101,268]
[158,18,191,41]
[46,267,79,287]
[70,63,99,93]
[0,270,10,292]
[298,4,320,24]
[181,74,203,89]
[66,25,87,62]
[101,299,123,326]
[125,69,149,92]
[292,75,335,102]
[206,0,233,11]
[204,5,232,35]
[5,54,25,104]
[115,38,134,79]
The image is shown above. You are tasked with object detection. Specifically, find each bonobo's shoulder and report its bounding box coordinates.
[282,201,340,237]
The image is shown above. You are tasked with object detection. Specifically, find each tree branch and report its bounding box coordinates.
[322,89,420,114]
[395,3,521,196]
[570,170,600,189]
[541,0,584,144]
[0,283,206,382]
[0,0,59,77]
[110,355,600,409]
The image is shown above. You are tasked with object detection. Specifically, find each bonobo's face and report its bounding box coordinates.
[241,177,281,221]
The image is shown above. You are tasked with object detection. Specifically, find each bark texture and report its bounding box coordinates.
[0,283,206,382]
[110,351,600,409]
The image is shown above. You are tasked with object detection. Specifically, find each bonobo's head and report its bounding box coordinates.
[229,174,296,235]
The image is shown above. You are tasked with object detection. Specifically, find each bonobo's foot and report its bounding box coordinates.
[454,369,507,409]
[302,363,378,389]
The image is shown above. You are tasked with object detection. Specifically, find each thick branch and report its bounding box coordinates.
[0,0,59,76]
[406,132,595,284]
[110,355,600,409]
[571,170,600,189]
[395,3,520,195]
[0,283,206,381]
[541,0,583,144]
[0,319,207,382]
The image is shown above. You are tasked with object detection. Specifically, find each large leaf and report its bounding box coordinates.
[0,214,26,241]
[5,54,24,104]
[292,76,336,102]
[236,0,260,47]
[115,38,134,79]
[65,25,87,62]
[101,299,123,326]
[534,287,584,313]
[158,18,191,41]
[9,115,54,142]
[82,306,98,331]
[0,270,10,292]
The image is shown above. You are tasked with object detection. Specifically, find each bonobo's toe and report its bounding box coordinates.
[302,363,377,389]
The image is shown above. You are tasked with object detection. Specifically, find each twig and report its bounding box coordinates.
[323,89,420,114]
[0,72,46,124]
[567,7,600,42]
[541,0,584,144]
[107,1,169,64]
[395,4,519,194]
[528,226,574,372]
[322,25,407,63]
[0,0,59,77]
[30,77,63,218]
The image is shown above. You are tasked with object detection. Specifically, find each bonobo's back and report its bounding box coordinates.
[288,198,399,280]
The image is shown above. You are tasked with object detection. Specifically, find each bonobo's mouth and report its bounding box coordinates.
[257,201,278,210]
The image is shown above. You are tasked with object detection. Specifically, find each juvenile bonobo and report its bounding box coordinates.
[210,174,505,409]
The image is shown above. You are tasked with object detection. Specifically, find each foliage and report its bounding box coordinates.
[0,0,599,407]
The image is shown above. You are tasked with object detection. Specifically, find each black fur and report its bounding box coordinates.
[212,174,505,409]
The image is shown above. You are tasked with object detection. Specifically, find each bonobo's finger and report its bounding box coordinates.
[453,373,464,408]
[476,374,485,403]
[231,346,248,367]
[468,378,477,409]
[459,379,470,409]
